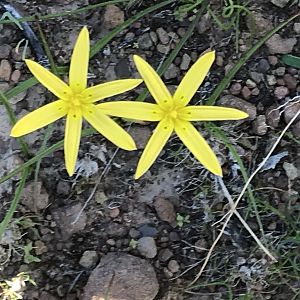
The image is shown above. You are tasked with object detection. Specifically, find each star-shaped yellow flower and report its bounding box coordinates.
[98,51,249,179]
[11,27,142,176]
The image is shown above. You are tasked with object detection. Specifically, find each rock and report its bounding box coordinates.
[216,55,224,67]
[83,253,159,300]
[268,55,278,66]
[294,23,300,35]
[21,181,49,211]
[274,86,289,100]
[156,44,169,54]
[265,105,281,128]
[109,208,120,218]
[137,237,157,258]
[138,224,158,237]
[0,59,12,81]
[79,250,98,268]
[130,126,152,149]
[284,101,300,124]
[115,58,131,78]
[271,0,289,7]
[52,203,87,240]
[0,82,9,92]
[292,121,300,138]
[249,71,263,83]
[252,115,267,136]
[129,228,140,239]
[266,75,277,86]
[56,181,71,196]
[149,31,158,44]
[218,95,256,120]
[164,63,180,80]
[266,34,297,54]
[138,33,153,50]
[156,27,169,45]
[251,87,260,96]
[10,90,27,105]
[153,197,176,224]
[102,5,124,29]
[0,44,11,59]
[194,239,208,253]
[197,12,211,33]
[11,70,21,83]
[275,67,286,76]
[34,240,47,255]
[246,12,273,37]
[241,86,251,100]
[283,74,297,90]
[105,65,117,81]
[158,248,173,262]
[180,53,191,70]
[106,222,128,238]
[229,82,242,95]
[283,162,299,180]
[246,79,256,89]
[167,260,180,273]
[257,59,270,73]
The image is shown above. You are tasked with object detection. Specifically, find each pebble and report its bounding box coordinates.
[251,87,260,96]
[149,31,158,44]
[158,248,173,262]
[265,105,281,128]
[164,63,180,80]
[194,239,208,253]
[137,237,157,258]
[106,239,116,246]
[250,71,263,83]
[274,86,289,100]
[153,197,176,224]
[252,115,268,136]
[180,53,191,70]
[257,58,270,73]
[216,55,224,67]
[218,95,256,120]
[56,181,71,196]
[265,34,297,54]
[284,101,300,124]
[138,33,153,50]
[292,121,300,138]
[0,44,11,59]
[229,82,242,95]
[34,240,48,255]
[156,27,169,45]
[294,23,300,35]
[156,44,169,54]
[106,222,128,238]
[268,55,278,66]
[83,253,159,300]
[275,67,286,76]
[283,162,299,180]
[167,260,180,273]
[246,79,256,89]
[129,228,140,239]
[138,224,158,237]
[169,231,181,242]
[102,4,124,29]
[79,250,98,268]
[109,208,120,218]
[283,74,297,90]
[11,70,21,83]
[246,12,272,37]
[266,74,277,86]
[0,82,9,92]
[0,59,12,81]
[241,86,251,100]
[271,0,289,8]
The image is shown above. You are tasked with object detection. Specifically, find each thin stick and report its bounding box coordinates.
[190,96,300,285]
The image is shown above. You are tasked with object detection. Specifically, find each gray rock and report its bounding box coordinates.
[257,58,270,73]
[275,67,286,76]
[249,71,263,83]
[283,162,299,180]
[158,248,173,262]
[230,82,242,95]
[83,253,159,300]
[246,79,256,89]
[274,86,289,100]
[252,115,267,136]
[149,31,158,44]
[153,197,176,224]
[246,12,272,37]
[0,44,12,59]
[266,75,277,86]
[265,105,281,128]
[156,27,169,45]
[164,63,180,80]
[283,74,297,90]
[115,58,131,78]
[0,82,9,92]
[102,4,124,30]
[106,222,128,238]
[138,33,153,50]
[156,44,169,54]
[0,59,12,81]
[137,237,157,258]
[271,0,289,7]
[218,95,256,120]
[292,121,300,138]
[284,101,300,124]
[168,260,180,273]
[294,23,300,35]
[180,53,191,70]
[266,34,297,54]
[79,250,99,269]
[104,65,117,81]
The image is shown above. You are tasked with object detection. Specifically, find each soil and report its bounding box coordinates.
[0,0,300,299]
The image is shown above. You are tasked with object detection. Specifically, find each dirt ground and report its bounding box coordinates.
[0,0,300,299]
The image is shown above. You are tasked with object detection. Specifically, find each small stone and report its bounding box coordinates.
[79,250,98,268]
[216,55,224,67]
[274,86,289,100]
[163,267,173,279]
[138,224,158,237]
[229,82,242,95]
[56,181,71,196]
[266,75,277,86]
[250,71,263,83]
[83,253,159,300]
[103,5,124,29]
[292,121,300,138]
[137,237,157,258]
[294,23,300,35]
[153,197,176,224]
[34,240,47,255]
[149,31,158,44]
[268,55,278,65]
[156,44,169,54]
[129,228,140,239]
[138,33,153,50]
[283,162,299,180]
[277,78,285,86]
[109,208,120,218]
[180,53,191,70]
[218,95,256,120]
[265,105,281,128]
[0,59,12,81]
[164,63,180,80]
[267,222,277,231]
[284,101,300,124]
[169,231,180,242]
[156,27,169,45]
[106,239,116,246]
[158,248,173,262]
[167,260,180,273]
[197,12,211,33]
[271,0,289,8]
[106,222,128,238]
[0,82,9,92]
[95,191,108,204]
[0,44,11,59]
[275,67,286,76]
[283,74,297,90]
[257,58,270,73]
[246,12,273,37]
[22,181,49,211]
[105,65,117,81]
[252,115,267,136]
[246,79,256,89]
[11,70,21,83]
[266,34,297,54]
[241,86,251,100]
[194,239,208,253]
[10,90,27,105]
[251,87,260,96]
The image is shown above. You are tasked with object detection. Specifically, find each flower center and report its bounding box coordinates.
[66,92,86,110]
[168,110,178,119]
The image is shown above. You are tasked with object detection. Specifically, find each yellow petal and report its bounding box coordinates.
[174,120,222,176]
[25,60,71,99]
[69,26,90,93]
[65,109,82,176]
[82,79,143,103]
[174,51,215,106]
[178,105,249,121]
[135,118,174,179]
[133,55,173,109]
[97,101,163,121]
[10,100,67,137]
[83,106,136,151]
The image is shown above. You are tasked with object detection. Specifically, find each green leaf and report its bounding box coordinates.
[281,54,300,69]
[23,242,41,264]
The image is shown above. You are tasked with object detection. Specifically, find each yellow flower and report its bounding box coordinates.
[98,51,249,179]
[11,27,142,176]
